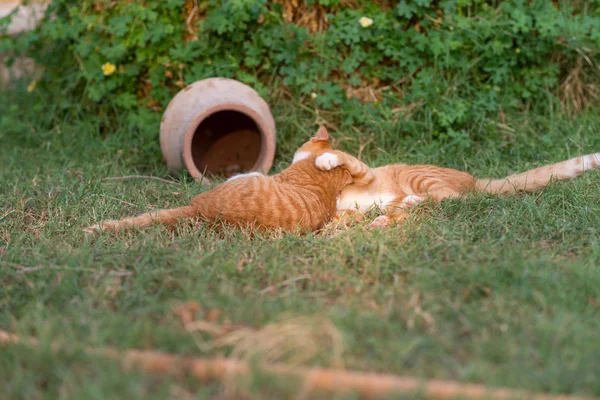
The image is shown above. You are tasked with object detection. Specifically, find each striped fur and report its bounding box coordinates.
[476,153,600,194]
[313,152,600,228]
[84,127,369,235]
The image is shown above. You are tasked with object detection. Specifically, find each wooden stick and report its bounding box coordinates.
[102,175,180,185]
[0,329,594,400]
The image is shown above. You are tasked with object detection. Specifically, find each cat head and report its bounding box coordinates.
[292,126,333,164]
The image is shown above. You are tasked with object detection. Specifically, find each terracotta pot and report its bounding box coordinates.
[160,78,276,184]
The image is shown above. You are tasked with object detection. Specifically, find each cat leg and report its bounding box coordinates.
[422,188,460,201]
[370,189,461,229]
[315,151,375,186]
[368,195,424,229]
[84,206,197,234]
[398,195,425,208]
[369,212,410,228]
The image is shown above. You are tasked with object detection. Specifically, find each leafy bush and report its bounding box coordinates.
[2,0,600,137]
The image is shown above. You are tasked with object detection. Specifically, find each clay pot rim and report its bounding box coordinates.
[182,103,275,184]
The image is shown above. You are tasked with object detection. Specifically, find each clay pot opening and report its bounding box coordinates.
[183,107,265,182]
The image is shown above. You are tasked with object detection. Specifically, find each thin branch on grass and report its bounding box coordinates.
[0,328,595,400]
[1,261,130,276]
[102,195,139,208]
[259,274,311,295]
[0,209,17,220]
[186,0,198,36]
[102,175,180,185]
[3,261,49,273]
[358,138,374,161]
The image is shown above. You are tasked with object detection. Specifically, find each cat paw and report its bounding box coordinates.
[368,215,391,229]
[83,224,101,235]
[401,195,424,208]
[315,152,340,171]
[83,220,117,235]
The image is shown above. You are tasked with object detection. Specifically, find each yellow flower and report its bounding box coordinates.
[515,48,521,54]
[359,17,373,28]
[27,80,37,93]
[101,62,117,76]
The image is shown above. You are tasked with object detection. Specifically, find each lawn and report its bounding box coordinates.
[1,89,600,399]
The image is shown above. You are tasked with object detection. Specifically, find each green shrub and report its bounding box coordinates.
[2,0,600,137]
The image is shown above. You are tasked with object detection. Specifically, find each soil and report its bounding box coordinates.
[191,129,262,178]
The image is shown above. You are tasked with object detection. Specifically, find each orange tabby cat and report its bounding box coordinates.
[84,127,373,234]
[310,148,600,228]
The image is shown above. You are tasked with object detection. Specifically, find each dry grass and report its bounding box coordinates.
[183,313,344,369]
[175,307,344,397]
[560,58,600,115]
[183,0,206,41]
[183,0,395,35]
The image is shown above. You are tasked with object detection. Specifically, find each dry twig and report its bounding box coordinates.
[101,175,180,185]
[1,328,595,400]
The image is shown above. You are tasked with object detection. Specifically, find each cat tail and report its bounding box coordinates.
[84,206,197,234]
[475,153,600,194]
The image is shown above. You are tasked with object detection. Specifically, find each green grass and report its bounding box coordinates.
[1,89,600,399]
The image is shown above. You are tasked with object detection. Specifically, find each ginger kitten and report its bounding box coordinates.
[311,148,600,228]
[84,127,373,234]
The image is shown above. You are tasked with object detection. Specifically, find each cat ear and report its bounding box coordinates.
[311,126,329,142]
[343,170,353,185]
